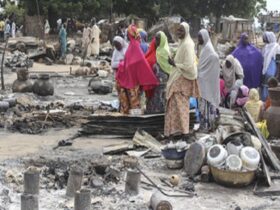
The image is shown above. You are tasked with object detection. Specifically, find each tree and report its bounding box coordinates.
[205,0,266,31]
[20,0,267,29]
[4,2,25,25]
[20,0,112,27]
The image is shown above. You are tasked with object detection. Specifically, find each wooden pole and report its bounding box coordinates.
[66,166,84,197]
[21,194,39,210]
[74,189,91,210]
[1,35,9,90]
[125,169,141,195]
[35,0,44,39]
[24,169,40,195]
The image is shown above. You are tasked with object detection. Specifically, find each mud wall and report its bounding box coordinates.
[24,15,44,38]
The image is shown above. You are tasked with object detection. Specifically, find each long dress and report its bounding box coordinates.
[59,26,67,58]
[82,27,92,58]
[165,76,200,136]
[261,32,279,101]
[11,22,16,38]
[197,29,220,130]
[90,24,101,56]
[232,33,263,89]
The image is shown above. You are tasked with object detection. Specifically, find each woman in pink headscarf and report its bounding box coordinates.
[235,85,249,107]
[116,24,158,114]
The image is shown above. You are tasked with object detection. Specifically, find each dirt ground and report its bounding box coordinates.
[1,128,280,210]
[1,63,280,210]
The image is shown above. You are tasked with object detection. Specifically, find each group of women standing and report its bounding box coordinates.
[111,22,280,139]
[111,22,202,140]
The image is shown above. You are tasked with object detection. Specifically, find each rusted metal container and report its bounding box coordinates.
[264,87,280,138]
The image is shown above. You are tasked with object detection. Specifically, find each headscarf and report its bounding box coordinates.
[197,29,220,107]
[116,24,158,91]
[145,38,157,68]
[245,88,263,122]
[127,24,140,40]
[156,31,172,74]
[236,85,249,106]
[139,29,149,53]
[237,32,249,47]
[113,36,127,47]
[166,22,198,98]
[222,55,244,90]
[111,36,128,69]
[232,33,263,89]
[248,88,260,102]
[262,31,279,75]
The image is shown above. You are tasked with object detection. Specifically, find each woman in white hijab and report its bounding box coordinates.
[261,31,280,101]
[111,36,128,70]
[164,22,200,140]
[197,29,220,130]
[44,20,50,36]
[222,54,244,90]
[221,54,244,108]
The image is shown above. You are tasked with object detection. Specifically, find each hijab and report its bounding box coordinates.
[232,33,263,89]
[156,31,172,74]
[111,36,128,69]
[236,85,249,106]
[197,29,220,107]
[166,22,197,99]
[262,31,279,75]
[249,88,260,102]
[116,24,158,91]
[222,54,244,89]
[113,36,127,47]
[139,29,149,53]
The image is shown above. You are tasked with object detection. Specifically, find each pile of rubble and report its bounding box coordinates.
[0,89,120,134]
[5,51,33,68]
[4,35,113,68]
[1,104,280,209]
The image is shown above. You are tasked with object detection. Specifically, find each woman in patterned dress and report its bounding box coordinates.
[164,22,200,139]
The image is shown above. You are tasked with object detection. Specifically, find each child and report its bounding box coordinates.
[245,89,263,122]
[265,77,279,111]
[235,85,249,107]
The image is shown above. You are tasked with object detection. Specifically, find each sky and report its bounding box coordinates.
[267,0,280,11]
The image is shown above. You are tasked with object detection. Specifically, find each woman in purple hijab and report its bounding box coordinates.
[232,33,263,89]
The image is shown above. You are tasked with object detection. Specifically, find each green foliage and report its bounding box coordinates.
[4,2,25,25]
[206,0,267,19]
[20,0,267,24]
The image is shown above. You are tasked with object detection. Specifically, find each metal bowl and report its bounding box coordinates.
[162,148,187,160]
[210,166,255,187]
